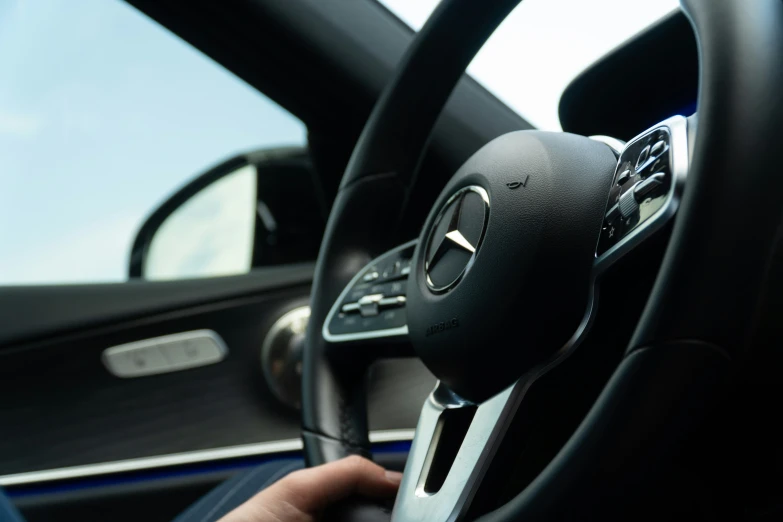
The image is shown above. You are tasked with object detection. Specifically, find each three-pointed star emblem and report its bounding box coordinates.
[424,186,489,292]
[427,195,476,268]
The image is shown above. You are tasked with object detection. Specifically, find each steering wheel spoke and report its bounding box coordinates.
[322,240,416,355]
[594,115,691,274]
[392,381,515,521]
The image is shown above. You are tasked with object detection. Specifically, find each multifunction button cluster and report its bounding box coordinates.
[326,244,415,339]
[597,127,673,255]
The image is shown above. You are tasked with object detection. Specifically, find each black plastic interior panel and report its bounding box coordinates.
[0,264,314,349]
[558,10,698,140]
[0,281,433,476]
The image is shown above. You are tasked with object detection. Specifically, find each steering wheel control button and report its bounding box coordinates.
[329,315,360,335]
[618,188,640,219]
[362,271,379,283]
[324,241,416,342]
[388,280,406,295]
[373,258,409,283]
[636,145,651,170]
[424,186,489,293]
[381,262,397,279]
[380,308,406,328]
[379,296,406,308]
[358,294,383,317]
[596,117,686,259]
[650,140,666,158]
[616,169,632,186]
[103,330,228,378]
[341,302,360,314]
[634,172,667,202]
[348,285,370,302]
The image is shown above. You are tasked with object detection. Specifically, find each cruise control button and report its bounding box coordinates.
[636,145,651,170]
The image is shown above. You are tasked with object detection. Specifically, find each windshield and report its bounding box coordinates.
[378,0,679,130]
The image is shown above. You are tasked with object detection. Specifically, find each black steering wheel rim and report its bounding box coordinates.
[303,0,783,518]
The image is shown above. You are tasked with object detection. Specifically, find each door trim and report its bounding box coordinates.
[0,429,414,486]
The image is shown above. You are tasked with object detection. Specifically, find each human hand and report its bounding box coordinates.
[218,455,403,522]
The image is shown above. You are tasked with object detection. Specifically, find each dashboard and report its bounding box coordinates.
[558,10,698,141]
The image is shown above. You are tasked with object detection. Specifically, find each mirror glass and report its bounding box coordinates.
[144,164,257,280]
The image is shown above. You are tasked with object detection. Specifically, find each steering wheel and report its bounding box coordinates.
[302,0,783,520]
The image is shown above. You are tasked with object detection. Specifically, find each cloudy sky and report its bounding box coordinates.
[0,0,677,285]
[380,0,679,130]
[0,0,306,284]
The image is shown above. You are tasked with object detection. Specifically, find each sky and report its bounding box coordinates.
[0,0,306,284]
[0,0,677,285]
[380,0,679,130]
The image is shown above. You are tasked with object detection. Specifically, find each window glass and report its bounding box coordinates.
[378,0,679,130]
[145,165,257,281]
[0,0,306,285]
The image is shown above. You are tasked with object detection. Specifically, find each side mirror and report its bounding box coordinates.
[129,147,326,280]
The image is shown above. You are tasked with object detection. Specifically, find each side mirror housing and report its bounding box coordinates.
[129,147,325,280]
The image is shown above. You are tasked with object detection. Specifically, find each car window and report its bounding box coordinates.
[0,0,307,285]
[144,165,258,281]
[378,0,679,130]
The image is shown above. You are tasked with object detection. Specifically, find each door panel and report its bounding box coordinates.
[0,264,315,347]
[0,268,434,477]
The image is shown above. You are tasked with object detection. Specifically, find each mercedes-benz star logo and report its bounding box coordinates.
[424,185,490,292]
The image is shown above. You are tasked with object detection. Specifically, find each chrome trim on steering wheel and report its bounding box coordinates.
[392,287,598,522]
[322,240,417,343]
[589,135,626,156]
[594,115,690,273]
